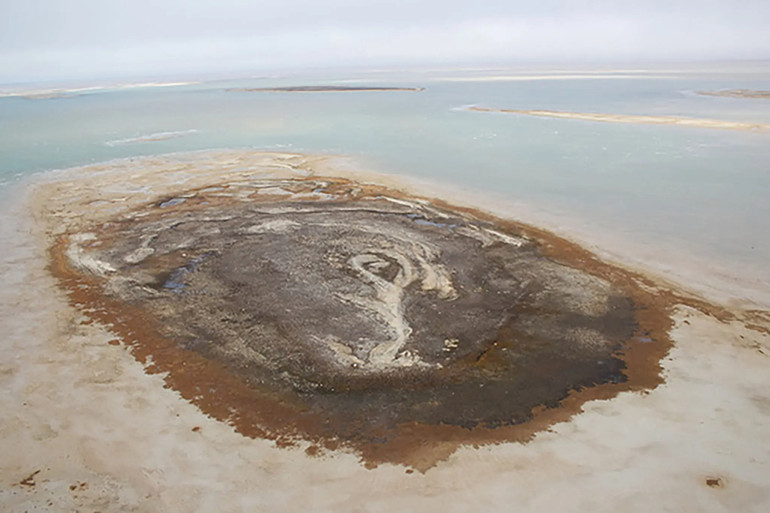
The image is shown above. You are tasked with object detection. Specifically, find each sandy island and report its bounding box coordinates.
[1,151,769,512]
[469,106,770,132]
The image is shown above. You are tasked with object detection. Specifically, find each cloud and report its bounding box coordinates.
[1,1,768,82]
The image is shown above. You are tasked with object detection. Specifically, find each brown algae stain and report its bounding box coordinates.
[19,470,41,487]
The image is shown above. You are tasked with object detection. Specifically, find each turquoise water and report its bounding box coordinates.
[1,67,769,282]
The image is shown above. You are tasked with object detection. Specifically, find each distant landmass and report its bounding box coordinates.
[697,89,770,99]
[227,85,425,93]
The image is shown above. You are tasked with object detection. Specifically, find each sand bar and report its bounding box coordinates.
[697,89,770,99]
[469,106,770,131]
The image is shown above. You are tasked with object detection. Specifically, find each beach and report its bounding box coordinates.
[1,150,768,512]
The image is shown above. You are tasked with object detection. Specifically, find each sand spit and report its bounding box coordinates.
[2,150,769,512]
[469,106,770,132]
[697,89,770,99]
[228,86,425,93]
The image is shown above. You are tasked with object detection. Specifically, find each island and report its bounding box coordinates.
[34,151,680,470]
[227,85,425,93]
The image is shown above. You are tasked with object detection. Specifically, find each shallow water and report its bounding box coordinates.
[1,65,769,301]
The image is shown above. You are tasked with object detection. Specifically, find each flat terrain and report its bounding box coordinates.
[50,175,663,468]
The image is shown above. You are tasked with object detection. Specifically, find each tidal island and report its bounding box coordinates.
[36,151,675,470]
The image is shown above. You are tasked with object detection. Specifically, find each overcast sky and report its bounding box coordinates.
[1,0,768,83]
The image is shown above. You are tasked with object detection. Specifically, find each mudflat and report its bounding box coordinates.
[3,151,767,512]
[43,155,672,469]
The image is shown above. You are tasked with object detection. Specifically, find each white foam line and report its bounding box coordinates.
[105,130,199,147]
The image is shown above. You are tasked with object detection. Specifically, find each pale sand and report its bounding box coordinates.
[1,150,769,512]
[469,107,770,132]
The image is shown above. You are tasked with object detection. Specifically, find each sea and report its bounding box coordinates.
[1,63,769,305]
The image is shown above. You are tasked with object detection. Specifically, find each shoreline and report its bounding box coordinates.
[2,150,769,511]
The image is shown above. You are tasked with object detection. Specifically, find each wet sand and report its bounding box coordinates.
[469,107,770,131]
[1,151,769,512]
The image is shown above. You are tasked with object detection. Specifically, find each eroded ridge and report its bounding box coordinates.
[49,172,672,469]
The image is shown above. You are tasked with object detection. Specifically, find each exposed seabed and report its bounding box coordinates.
[1,151,768,512]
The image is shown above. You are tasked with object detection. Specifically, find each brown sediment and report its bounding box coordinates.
[227,86,425,93]
[468,106,770,132]
[705,476,726,488]
[45,173,712,472]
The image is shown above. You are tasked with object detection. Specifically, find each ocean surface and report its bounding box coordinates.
[1,64,769,302]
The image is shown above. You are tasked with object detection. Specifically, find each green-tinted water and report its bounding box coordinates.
[1,67,769,287]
